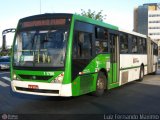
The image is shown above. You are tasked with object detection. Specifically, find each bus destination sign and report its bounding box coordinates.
[21,19,66,28]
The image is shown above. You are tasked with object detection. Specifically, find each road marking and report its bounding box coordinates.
[0,81,9,87]
[0,72,10,75]
[2,77,11,82]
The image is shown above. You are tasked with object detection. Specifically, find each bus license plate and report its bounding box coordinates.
[28,85,39,89]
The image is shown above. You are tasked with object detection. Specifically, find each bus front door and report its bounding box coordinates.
[109,33,119,84]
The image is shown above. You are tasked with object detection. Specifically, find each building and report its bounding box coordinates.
[134,3,160,46]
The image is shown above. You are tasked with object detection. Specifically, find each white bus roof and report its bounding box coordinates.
[119,28,147,38]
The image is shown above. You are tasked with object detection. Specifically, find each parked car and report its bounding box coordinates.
[0,56,10,70]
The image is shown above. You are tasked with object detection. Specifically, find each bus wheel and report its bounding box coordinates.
[93,71,106,96]
[139,66,144,81]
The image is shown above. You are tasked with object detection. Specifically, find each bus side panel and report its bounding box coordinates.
[147,38,158,74]
[71,54,110,96]
[72,74,98,96]
[153,55,158,72]
[119,54,147,85]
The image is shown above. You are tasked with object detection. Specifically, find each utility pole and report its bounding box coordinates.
[40,0,41,14]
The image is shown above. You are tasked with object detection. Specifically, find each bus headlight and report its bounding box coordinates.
[52,72,64,83]
[13,74,18,80]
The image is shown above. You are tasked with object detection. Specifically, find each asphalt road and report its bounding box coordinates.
[0,70,160,119]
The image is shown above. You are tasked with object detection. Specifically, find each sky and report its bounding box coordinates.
[0,0,160,47]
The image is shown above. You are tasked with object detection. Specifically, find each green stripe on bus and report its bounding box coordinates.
[120,64,147,70]
[73,14,118,31]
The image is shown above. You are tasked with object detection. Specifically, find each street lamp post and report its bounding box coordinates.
[40,0,41,14]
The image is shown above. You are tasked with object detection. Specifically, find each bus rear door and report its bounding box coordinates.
[109,33,120,86]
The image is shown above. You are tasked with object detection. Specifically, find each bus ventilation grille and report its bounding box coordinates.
[18,75,53,81]
[16,87,59,94]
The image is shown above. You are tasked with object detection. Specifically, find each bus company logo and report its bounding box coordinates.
[2,114,8,120]
[32,76,36,80]
[133,58,139,63]
[1,114,18,120]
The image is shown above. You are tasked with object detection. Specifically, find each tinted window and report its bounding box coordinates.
[95,27,107,39]
[153,43,158,56]
[73,31,92,58]
[95,27,108,54]
[131,36,138,53]
[75,21,94,33]
[138,37,143,54]
[142,39,147,54]
[120,33,128,53]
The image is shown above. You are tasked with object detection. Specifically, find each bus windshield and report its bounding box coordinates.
[13,29,68,67]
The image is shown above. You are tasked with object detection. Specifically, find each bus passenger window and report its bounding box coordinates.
[120,34,128,53]
[73,31,92,58]
[78,32,84,57]
[142,39,147,54]
[132,37,138,53]
[95,28,108,54]
[95,41,108,53]
[73,32,78,58]
[138,38,143,54]
[80,32,92,58]
[154,43,158,56]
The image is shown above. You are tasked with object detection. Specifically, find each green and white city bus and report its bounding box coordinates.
[10,13,158,97]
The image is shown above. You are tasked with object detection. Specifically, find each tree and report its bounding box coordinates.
[80,9,106,21]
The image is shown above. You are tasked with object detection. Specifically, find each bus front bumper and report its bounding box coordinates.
[11,80,72,97]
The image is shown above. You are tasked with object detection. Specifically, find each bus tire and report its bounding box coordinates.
[93,71,106,96]
[139,66,144,81]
